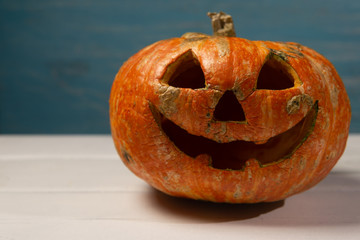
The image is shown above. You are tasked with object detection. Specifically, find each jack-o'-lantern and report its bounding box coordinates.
[109,12,351,203]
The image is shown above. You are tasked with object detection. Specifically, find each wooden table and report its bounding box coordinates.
[0,135,359,239]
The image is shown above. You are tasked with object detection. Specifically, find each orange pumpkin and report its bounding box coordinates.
[109,12,351,203]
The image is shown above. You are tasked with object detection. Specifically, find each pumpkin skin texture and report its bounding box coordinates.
[109,27,351,203]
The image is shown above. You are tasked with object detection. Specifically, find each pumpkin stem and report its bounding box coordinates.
[207,12,236,37]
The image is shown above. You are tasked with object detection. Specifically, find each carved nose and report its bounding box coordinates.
[213,91,246,122]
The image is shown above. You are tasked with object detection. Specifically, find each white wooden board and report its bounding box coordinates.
[0,135,359,239]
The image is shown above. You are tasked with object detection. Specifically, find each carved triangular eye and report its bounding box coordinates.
[256,54,298,90]
[163,50,206,89]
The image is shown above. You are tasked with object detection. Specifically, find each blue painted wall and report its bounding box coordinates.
[1,0,359,133]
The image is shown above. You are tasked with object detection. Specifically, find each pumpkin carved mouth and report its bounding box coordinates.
[151,101,318,170]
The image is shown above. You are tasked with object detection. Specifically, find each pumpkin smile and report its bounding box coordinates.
[152,101,318,170]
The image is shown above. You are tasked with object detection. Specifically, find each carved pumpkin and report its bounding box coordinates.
[109,12,351,203]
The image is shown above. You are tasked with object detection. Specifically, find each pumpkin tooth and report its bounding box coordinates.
[254,139,269,145]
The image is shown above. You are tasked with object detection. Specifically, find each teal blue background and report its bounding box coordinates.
[1,0,359,133]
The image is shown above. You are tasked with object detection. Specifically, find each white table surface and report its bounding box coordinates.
[0,134,359,239]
